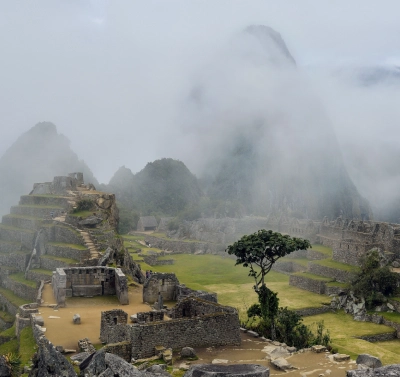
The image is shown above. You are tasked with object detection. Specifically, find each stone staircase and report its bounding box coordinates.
[79,229,101,261]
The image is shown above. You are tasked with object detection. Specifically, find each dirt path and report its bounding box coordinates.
[39,283,150,350]
[190,333,357,377]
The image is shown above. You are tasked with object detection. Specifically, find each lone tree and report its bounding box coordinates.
[226,229,311,338]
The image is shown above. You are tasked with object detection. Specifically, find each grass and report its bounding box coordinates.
[0,310,15,323]
[0,287,30,307]
[41,255,79,264]
[309,244,333,257]
[19,326,36,365]
[69,210,94,218]
[0,337,18,355]
[303,311,399,364]
[30,268,53,276]
[143,254,330,318]
[277,257,309,267]
[311,259,359,272]
[379,311,400,323]
[47,242,87,250]
[17,204,64,209]
[326,281,348,288]
[292,272,333,281]
[8,273,38,288]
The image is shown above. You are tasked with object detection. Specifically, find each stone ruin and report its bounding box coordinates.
[143,272,217,305]
[100,295,241,360]
[52,266,128,307]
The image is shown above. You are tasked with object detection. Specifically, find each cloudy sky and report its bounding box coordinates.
[1,0,399,184]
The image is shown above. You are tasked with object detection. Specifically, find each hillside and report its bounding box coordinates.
[0,122,98,217]
[187,25,371,220]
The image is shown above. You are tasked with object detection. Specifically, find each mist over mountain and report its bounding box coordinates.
[0,122,98,216]
[182,25,371,220]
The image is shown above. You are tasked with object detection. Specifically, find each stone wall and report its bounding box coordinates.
[272,261,306,274]
[295,306,332,317]
[0,293,19,316]
[0,253,28,272]
[129,312,240,359]
[136,311,164,323]
[143,273,179,304]
[100,309,128,343]
[0,227,35,250]
[143,235,224,255]
[308,263,355,283]
[142,255,174,266]
[1,276,37,302]
[44,224,85,246]
[289,275,328,294]
[104,341,131,362]
[53,267,128,307]
[46,243,89,262]
[170,297,234,319]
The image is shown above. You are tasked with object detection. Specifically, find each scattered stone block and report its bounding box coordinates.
[55,345,64,353]
[333,353,350,362]
[130,314,138,323]
[73,313,81,324]
[212,359,229,364]
[180,363,191,371]
[287,346,297,353]
[184,364,270,377]
[181,347,197,359]
[356,354,382,368]
[63,349,77,354]
[33,315,44,326]
[312,345,327,353]
[271,357,293,371]
[163,348,173,365]
[247,331,259,338]
[263,346,290,360]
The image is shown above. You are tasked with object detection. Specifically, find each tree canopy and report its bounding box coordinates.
[226,229,311,289]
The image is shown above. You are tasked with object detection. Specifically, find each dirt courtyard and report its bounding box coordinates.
[39,283,358,376]
[39,283,150,350]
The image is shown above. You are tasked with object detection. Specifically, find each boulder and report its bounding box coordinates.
[0,355,11,377]
[181,347,197,359]
[144,365,171,377]
[183,364,270,377]
[347,364,400,376]
[162,349,173,365]
[271,357,293,371]
[356,354,382,369]
[79,216,102,226]
[263,346,290,360]
[73,314,81,324]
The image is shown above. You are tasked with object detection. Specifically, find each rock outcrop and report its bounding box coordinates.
[347,364,400,376]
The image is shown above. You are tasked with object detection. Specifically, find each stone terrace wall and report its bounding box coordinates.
[1,276,37,302]
[308,263,355,283]
[175,285,217,303]
[272,261,306,274]
[129,312,240,359]
[0,253,28,272]
[43,224,85,246]
[0,294,19,316]
[144,235,224,255]
[289,275,327,294]
[142,255,174,266]
[46,244,89,261]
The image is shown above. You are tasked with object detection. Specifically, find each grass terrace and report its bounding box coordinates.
[0,287,29,307]
[303,311,399,364]
[292,272,333,281]
[69,210,95,218]
[9,273,38,288]
[41,255,79,264]
[47,242,87,250]
[311,259,359,272]
[309,244,333,257]
[30,268,53,276]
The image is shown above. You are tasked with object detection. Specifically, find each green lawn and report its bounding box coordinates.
[47,242,87,250]
[41,255,79,264]
[309,244,333,257]
[8,273,38,288]
[0,287,30,307]
[303,311,399,364]
[311,259,359,272]
[19,327,36,365]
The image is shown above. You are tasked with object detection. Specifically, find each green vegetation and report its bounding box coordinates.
[9,273,38,288]
[351,250,399,308]
[47,242,87,250]
[303,311,399,364]
[73,199,94,212]
[311,259,359,272]
[0,287,30,307]
[379,311,400,323]
[0,224,34,233]
[309,244,333,257]
[41,255,79,264]
[30,268,53,276]
[69,210,94,218]
[19,327,36,365]
[292,272,333,281]
[0,310,15,323]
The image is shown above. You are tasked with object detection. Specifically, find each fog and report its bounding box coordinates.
[1,1,400,219]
